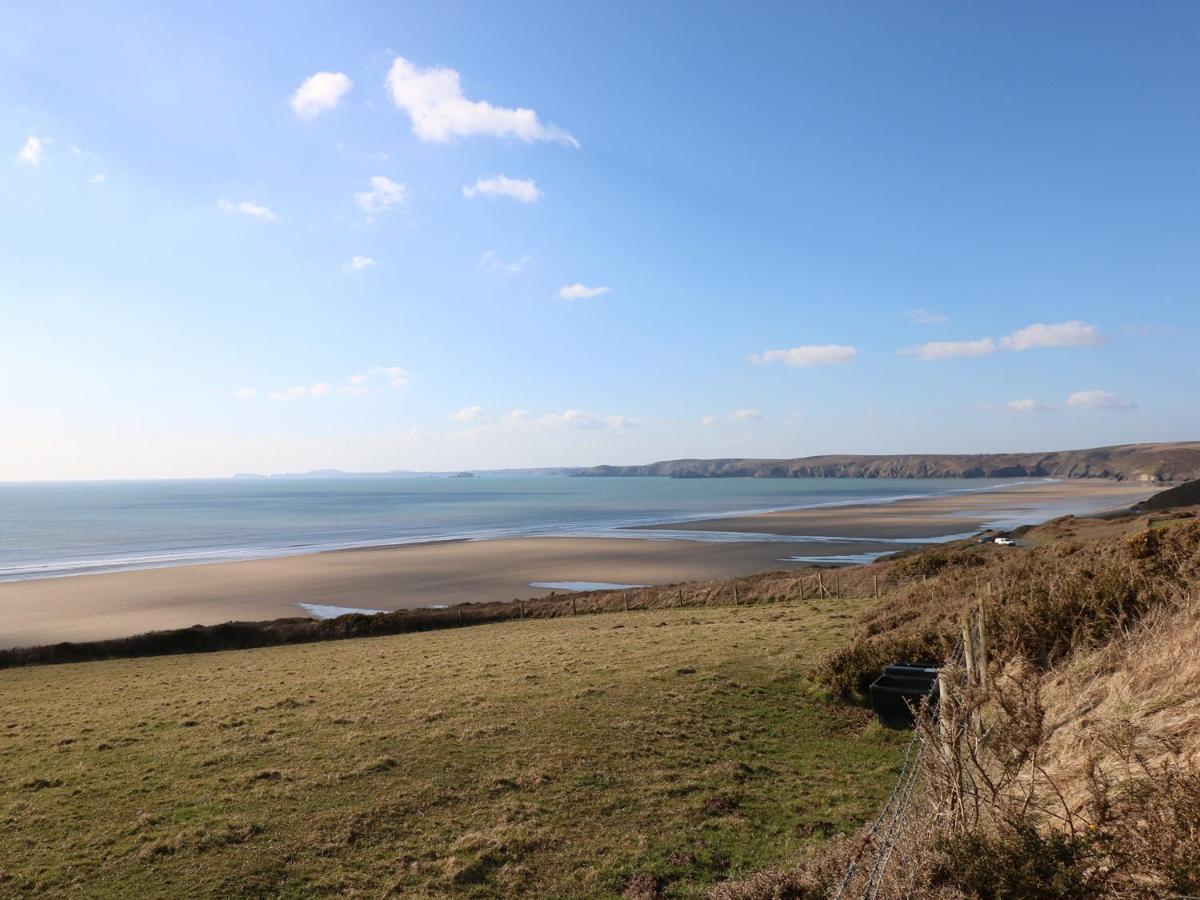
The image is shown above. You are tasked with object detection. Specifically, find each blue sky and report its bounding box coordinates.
[2,1,1197,479]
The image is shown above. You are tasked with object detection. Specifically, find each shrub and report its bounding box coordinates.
[932,825,1112,899]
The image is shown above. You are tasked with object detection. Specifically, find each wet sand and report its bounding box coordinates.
[648,480,1156,539]
[0,479,1154,649]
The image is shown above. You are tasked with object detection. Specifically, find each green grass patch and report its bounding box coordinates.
[0,600,904,898]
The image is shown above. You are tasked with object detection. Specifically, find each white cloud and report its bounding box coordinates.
[748,344,858,367]
[906,308,948,325]
[347,373,369,386]
[289,71,353,120]
[354,175,407,215]
[481,251,530,277]
[504,409,532,425]
[371,366,410,388]
[268,382,331,401]
[558,283,610,300]
[450,405,495,424]
[217,199,281,223]
[905,338,997,361]
[1005,399,1055,414]
[18,135,45,165]
[732,409,761,422]
[539,409,637,430]
[343,255,376,273]
[89,173,106,184]
[385,56,578,147]
[463,175,542,203]
[1067,389,1137,411]
[1000,321,1108,350]
[699,415,718,427]
[234,387,258,401]
[905,320,1108,362]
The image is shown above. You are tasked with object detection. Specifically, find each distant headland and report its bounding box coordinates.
[572,441,1200,483]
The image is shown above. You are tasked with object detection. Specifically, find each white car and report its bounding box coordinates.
[994,537,1017,546]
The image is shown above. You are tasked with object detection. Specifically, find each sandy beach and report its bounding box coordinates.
[0,479,1154,649]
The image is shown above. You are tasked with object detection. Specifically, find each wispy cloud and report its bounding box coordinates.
[448,407,636,431]
[217,199,281,223]
[342,255,376,274]
[558,283,610,300]
[905,338,996,361]
[371,366,410,388]
[481,251,530,277]
[905,320,1108,362]
[268,382,332,401]
[699,415,718,427]
[1000,321,1108,350]
[539,409,638,430]
[1067,389,1137,411]
[1005,399,1056,414]
[1124,323,1175,336]
[385,57,578,147]
[749,344,858,367]
[731,409,761,422]
[450,405,495,424]
[289,71,353,119]
[906,308,948,325]
[89,173,107,185]
[247,366,408,402]
[18,135,46,165]
[354,176,407,216]
[463,175,541,203]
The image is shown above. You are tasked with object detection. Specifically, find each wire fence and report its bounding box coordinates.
[831,637,964,899]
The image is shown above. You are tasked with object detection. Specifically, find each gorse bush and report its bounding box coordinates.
[933,825,1111,900]
[815,519,1200,699]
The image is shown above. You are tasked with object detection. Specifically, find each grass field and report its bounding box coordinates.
[0,599,905,898]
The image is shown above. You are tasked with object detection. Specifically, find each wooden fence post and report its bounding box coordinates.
[961,616,976,685]
[873,574,879,597]
[733,583,740,606]
[622,591,629,612]
[817,572,825,599]
[977,598,988,689]
[458,607,464,624]
[678,587,684,608]
[571,597,577,615]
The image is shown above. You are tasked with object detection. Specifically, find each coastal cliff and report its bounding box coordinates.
[575,441,1200,483]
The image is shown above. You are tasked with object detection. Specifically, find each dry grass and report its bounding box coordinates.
[0,600,907,898]
[715,510,1200,898]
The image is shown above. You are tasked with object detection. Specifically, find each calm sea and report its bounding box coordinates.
[0,475,1033,582]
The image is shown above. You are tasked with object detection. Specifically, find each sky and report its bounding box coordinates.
[1,1,1198,480]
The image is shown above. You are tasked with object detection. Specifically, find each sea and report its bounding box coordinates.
[0,474,1087,583]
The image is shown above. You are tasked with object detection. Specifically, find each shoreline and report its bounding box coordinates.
[0,479,1155,649]
[0,476,1117,585]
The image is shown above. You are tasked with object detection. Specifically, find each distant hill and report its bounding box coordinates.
[574,442,1200,483]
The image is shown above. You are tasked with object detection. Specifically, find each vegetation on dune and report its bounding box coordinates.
[0,602,907,898]
[719,511,1200,898]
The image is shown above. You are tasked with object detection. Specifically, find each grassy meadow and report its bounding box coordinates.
[0,598,905,898]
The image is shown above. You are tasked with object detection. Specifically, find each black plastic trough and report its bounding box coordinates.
[869,663,939,726]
